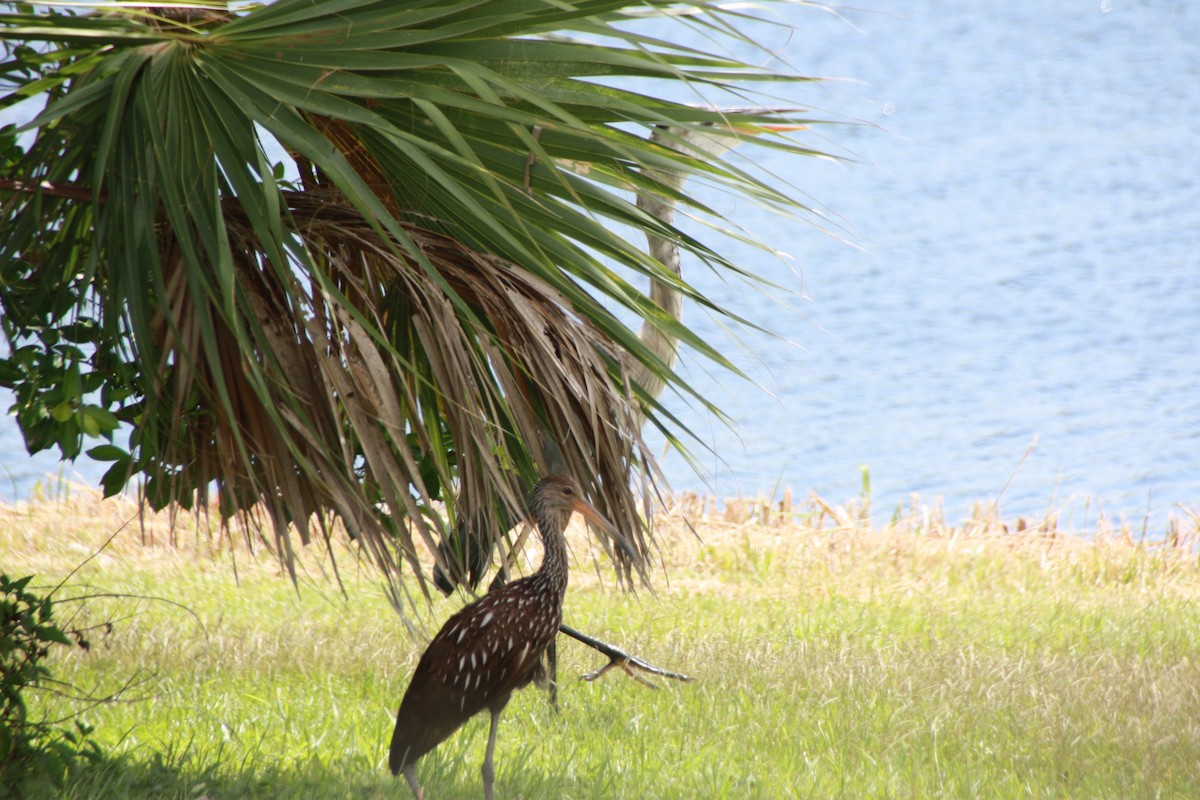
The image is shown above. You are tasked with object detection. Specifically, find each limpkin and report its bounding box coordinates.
[389,474,619,800]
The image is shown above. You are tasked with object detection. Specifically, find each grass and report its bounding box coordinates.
[3,483,1199,799]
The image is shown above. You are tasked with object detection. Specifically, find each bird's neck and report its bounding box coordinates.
[535,522,570,595]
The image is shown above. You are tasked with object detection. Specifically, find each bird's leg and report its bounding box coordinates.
[402,765,424,800]
[482,707,503,800]
[547,636,559,709]
[560,623,692,687]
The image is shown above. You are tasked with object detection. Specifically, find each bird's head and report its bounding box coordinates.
[530,474,633,555]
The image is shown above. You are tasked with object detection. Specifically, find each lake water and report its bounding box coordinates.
[2,2,1197,522]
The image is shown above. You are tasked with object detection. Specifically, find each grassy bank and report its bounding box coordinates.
[3,485,1199,799]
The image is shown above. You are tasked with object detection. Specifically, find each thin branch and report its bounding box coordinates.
[560,622,691,687]
[49,513,138,600]
[31,668,157,725]
[0,176,104,203]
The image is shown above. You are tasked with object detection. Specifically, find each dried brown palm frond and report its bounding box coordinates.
[146,190,655,599]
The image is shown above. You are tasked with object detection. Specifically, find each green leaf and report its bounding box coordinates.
[100,459,133,497]
[35,625,73,647]
[86,444,127,462]
[49,401,73,422]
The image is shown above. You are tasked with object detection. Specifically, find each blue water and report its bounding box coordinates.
[2,2,1198,520]
[654,2,1200,518]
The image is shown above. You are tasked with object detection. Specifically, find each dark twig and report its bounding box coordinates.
[560,623,691,687]
[0,176,104,203]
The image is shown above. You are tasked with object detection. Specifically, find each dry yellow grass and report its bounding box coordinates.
[648,489,1200,600]
[4,480,1198,604]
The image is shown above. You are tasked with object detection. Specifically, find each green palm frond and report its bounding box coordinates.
[0,0,831,602]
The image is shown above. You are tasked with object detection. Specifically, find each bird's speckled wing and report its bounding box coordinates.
[388,576,561,773]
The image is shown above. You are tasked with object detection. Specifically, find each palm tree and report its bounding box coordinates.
[0,0,823,605]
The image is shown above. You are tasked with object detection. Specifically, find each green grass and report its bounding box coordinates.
[4,488,1200,799]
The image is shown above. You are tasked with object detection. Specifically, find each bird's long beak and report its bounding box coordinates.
[570,498,637,560]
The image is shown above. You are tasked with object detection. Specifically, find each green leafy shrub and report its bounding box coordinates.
[0,574,102,798]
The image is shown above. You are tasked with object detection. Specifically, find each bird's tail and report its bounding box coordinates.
[389,695,469,777]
